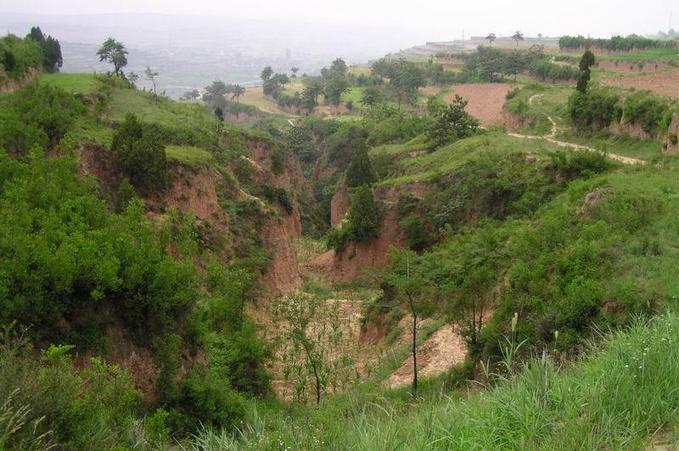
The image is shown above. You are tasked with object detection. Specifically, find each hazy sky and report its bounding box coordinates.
[1,0,676,39]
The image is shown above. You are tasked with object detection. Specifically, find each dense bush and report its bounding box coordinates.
[426,95,480,149]
[0,83,85,155]
[112,113,169,193]
[345,145,376,188]
[0,34,43,80]
[0,338,140,449]
[0,152,196,344]
[327,185,380,249]
[568,87,622,132]
[622,90,676,136]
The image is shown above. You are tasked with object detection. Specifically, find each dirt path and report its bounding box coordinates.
[509,95,644,165]
[384,324,466,389]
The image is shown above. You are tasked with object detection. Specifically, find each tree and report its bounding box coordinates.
[345,145,375,188]
[26,26,62,72]
[182,89,200,101]
[439,226,505,354]
[97,38,128,77]
[383,249,434,394]
[260,66,273,82]
[111,113,168,193]
[347,185,380,241]
[144,66,159,98]
[301,77,324,112]
[485,33,497,46]
[291,67,299,76]
[330,58,348,74]
[324,72,349,106]
[361,86,383,107]
[426,95,480,149]
[230,84,246,103]
[512,31,525,47]
[576,50,595,94]
[271,293,354,405]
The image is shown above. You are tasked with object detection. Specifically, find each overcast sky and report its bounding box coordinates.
[0,0,676,39]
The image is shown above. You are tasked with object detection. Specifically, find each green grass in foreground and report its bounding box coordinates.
[193,312,679,449]
[166,145,213,167]
[38,73,103,95]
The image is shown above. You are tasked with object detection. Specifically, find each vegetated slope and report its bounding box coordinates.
[192,312,679,449]
[0,71,313,448]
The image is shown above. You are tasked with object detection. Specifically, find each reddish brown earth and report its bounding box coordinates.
[308,182,432,282]
[330,183,350,227]
[602,68,679,98]
[444,83,515,126]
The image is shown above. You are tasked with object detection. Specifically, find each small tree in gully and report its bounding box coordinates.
[271,293,355,405]
[383,248,435,395]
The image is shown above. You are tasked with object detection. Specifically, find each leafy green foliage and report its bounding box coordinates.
[111,113,169,193]
[0,83,85,155]
[426,95,480,149]
[0,334,140,449]
[568,86,622,132]
[345,145,376,188]
[371,58,426,104]
[327,185,380,249]
[0,152,195,344]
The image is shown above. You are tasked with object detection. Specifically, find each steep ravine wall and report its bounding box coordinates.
[79,141,305,295]
[309,182,431,282]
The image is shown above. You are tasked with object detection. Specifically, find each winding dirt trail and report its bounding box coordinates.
[510,94,644,165]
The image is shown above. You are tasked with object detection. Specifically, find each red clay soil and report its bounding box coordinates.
[330,183,350,227]
[444,83,515,126]
[602,68,679,99]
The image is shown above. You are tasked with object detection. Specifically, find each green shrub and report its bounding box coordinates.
[345,145,376,188]
[0,83,84,155]
[622,90,674,135]
[568,87,622,132]
[111,113,169,193]
[171,365,246,434]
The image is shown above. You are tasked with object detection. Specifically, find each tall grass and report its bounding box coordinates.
[191,313,679,450]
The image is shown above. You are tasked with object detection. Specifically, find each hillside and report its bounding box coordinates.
[1,26,679,450]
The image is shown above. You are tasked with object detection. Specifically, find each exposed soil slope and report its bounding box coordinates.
[445,83,515,126]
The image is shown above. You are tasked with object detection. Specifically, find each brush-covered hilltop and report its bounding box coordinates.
[1,27,679,449]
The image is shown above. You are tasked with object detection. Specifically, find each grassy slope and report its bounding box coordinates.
[106,87,219,130]
[39,73,103,95]
[195,312,679,450]
[378,132,576,186]
[505,81,668,162]
[166,145,213,167]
